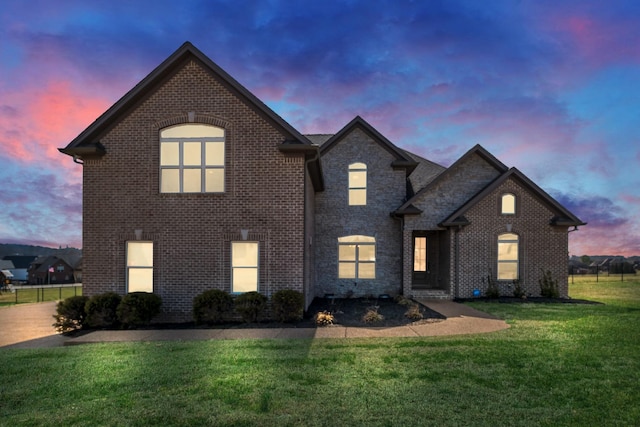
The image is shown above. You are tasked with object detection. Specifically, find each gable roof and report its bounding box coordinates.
[439,167,586,227]
[319,116,418,174]
[395,144,508,215]
[59,41,324,190]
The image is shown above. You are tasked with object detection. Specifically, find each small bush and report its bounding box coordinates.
[362,306,384,323]
[404,303,423,321]
[52,295,89,333]
[512,280,526,299]
[193,289,233,324]
[271,289,304,323]
[314,311,334,326]
[485,274,500,298]
[117,292,162,328]
[539,270,559,298]
[395,295,412,306]
[234,292,268,323]
[85,292,121,328]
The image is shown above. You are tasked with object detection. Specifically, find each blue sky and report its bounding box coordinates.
[1,0,639,256]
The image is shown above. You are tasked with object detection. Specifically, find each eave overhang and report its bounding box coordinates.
[391,204,423,217]
[58,143,106,160]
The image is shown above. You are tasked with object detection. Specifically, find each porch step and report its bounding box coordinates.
[409,289,451,300]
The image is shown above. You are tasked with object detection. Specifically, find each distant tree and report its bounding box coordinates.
[580,255,592,265]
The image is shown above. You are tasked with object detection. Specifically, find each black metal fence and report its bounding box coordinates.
[0,284,82,304]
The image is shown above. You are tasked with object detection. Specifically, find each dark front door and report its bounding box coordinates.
[412,232,443,289]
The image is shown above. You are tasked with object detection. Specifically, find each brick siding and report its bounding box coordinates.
[82,60,309,321]
[315,128,406,298]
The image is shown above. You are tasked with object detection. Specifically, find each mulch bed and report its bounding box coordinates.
[128,297,447,330]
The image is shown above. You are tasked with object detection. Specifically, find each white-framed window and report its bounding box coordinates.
[413,236,427,272]
[126,241,154,292]
[338,235,376,279]
[497,233,519,280]
[160,123,225,193]
[231,242,259,293]
[348,162,367,205]
[501,193,516,215]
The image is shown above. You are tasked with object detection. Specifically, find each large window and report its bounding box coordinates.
[232,242,259,293]
[338,235,376,279]
[497,233,519,280]
[126,241,153,292]
[501,193,516,215]
[348,163,367,205]
[160,124,225,193]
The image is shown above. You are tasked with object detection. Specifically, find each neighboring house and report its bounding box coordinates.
[2,255,37,283]
[60,42,585,321]
[28,256,76,285]
[1,260,14,286]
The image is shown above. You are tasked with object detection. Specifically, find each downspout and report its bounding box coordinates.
[454,226,460,299]
[303,149,320,310]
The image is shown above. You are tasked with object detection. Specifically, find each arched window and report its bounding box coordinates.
[497,233,519,280]
[338,235,375,279]
[501,193,516,215]
[160,124,225,193]
[348,163,367,205]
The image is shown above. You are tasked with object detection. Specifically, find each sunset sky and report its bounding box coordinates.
[1,0,639,256]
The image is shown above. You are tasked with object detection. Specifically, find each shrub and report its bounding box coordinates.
[404,303,423,321]
[314,311,334,326]
[271,289,304,323]
[485,274,500,298]
[85,292,121,328]
[539,270,559,298]
[52,295,89,333]
[117,292,162,328]
[395,295,412,306]
[234,292,268,323]
[512,279,526,299]
[193,289,234,324]
[362,306,384,323]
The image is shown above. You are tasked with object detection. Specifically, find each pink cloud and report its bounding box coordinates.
[1,80,109,168]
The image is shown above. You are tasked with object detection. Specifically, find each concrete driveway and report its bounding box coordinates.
[0,302,69,349]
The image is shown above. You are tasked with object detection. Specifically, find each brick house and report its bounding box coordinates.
[60,42,584,321]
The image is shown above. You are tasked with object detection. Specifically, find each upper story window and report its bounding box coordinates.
[338,235,376,279]
[348,162,367,205]
[126,241,154,293]
[501,193,516,215]
[497,233,519,280]
[160,124,225,193]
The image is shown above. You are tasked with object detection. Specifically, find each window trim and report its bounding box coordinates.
[497,233,519,281]
[126,241,154,293]
[338,235,376,279]
[348,162,367,206]
[231,241,259,293]
[160,124,225,194]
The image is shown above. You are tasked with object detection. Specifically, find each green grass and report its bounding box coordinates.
[0,276,638,426]
[0,286,82,306]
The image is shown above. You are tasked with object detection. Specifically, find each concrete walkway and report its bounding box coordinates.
[0,300,509,349]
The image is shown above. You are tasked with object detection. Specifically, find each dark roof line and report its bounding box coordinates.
[60,41,313,156]
[439,167,586,227]
[319,116,418,173]
[395,144,508,213]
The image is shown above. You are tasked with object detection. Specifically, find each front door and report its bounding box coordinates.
[412,232,442,289]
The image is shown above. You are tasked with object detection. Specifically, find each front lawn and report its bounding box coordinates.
[0,275,638,426]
